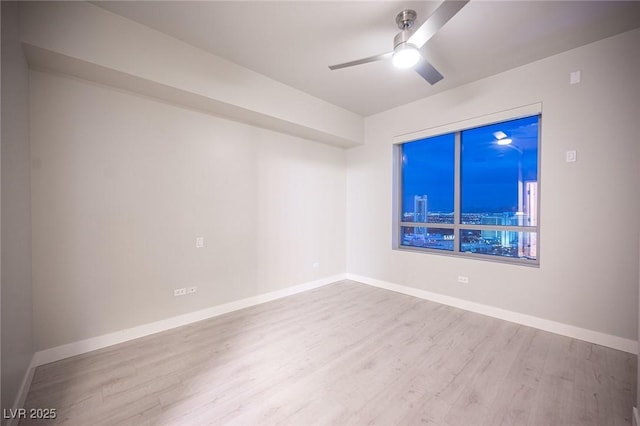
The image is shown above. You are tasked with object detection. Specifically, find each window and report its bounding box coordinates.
[394,109,541,265]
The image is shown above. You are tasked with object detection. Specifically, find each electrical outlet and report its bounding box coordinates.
[312,262,320,268]
[187,286,198,294]
[174,288,187,296]
[457,276,469,284]
[195,237,204,248]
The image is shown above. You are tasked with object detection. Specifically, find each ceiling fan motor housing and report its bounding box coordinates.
[393,29,413,49]
[395,9,417,30]
[394,10,417,49]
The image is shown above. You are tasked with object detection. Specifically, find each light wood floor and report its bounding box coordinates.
[22,280,636,425]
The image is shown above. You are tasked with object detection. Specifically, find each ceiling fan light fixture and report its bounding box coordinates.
[392,43,420,69]
[327,0,470,85]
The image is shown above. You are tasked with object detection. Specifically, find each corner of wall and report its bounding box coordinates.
[1,1,35,419]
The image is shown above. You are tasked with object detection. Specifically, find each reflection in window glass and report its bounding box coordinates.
[401,134,455,224]
[401,227,454,251]
[460,229,537,260]
[461,116,539,227]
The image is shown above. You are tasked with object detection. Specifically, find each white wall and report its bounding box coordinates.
[30,71,346,351]
[347,28,640,341]
[1,1,34,418]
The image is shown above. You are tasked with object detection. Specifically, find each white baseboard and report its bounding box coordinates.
[31,273,346,368]
[346,273,638,354]
[633,407,639,426]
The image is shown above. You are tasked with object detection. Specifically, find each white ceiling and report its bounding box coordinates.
[94,1,640,117]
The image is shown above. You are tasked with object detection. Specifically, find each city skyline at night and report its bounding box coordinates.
[401,115,539,216]
[399,115,540,260]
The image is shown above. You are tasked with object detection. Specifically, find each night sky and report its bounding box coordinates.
[402,115,539,215]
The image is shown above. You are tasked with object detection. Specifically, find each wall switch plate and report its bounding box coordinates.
[566,150,577,162]
[457,276,469,284]
[187,286,197,294]
[570,70,581,85]
[174,288,187,296]
[195,237,204,248]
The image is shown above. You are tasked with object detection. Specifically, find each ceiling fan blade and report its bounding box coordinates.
[407,0,469,49]
[328,52,393,70]
[414,56,444,85]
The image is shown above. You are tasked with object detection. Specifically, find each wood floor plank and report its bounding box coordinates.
[483,328,552,426]
[571,341,616,426]
[443,321,530,425]
[527,334,578,426]
[20,281,636,426]
[607,346,637,426]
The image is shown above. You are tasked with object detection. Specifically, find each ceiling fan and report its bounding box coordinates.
[328,0,469,85]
